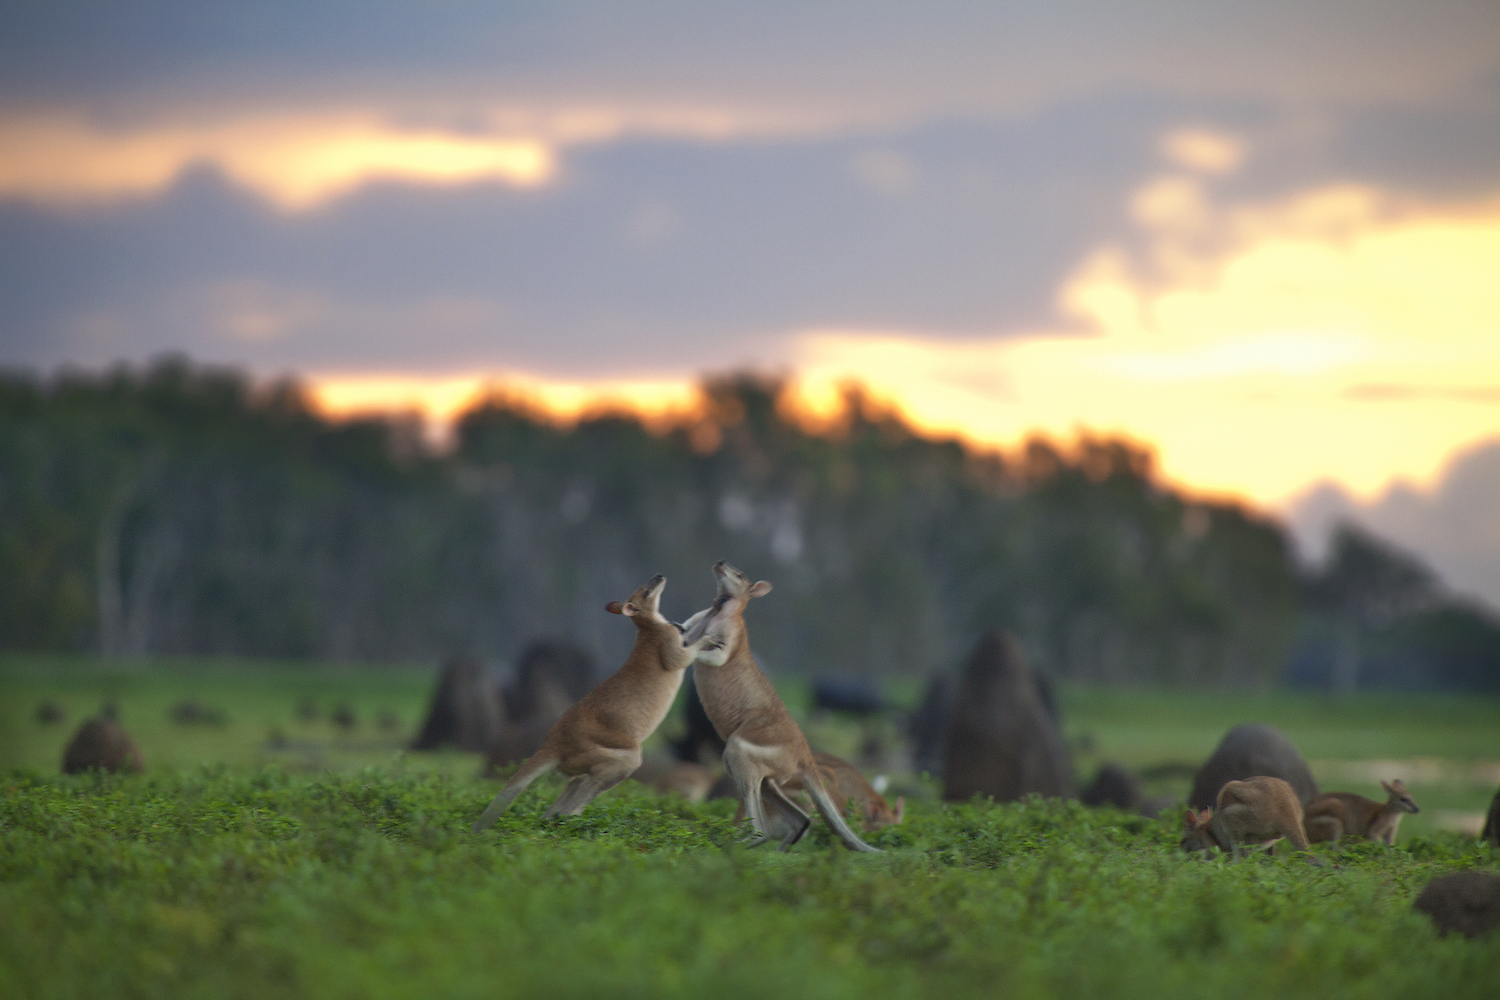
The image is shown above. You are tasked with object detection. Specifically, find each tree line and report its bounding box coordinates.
[1,357,1495,690]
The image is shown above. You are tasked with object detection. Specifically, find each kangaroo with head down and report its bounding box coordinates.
[734,749,905,832]
[1181,775,1314,859]
[1303,780,1420,845]
[472,575,700,831]
[680,562,881,852]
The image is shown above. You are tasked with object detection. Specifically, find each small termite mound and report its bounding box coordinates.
[62,716,144,775]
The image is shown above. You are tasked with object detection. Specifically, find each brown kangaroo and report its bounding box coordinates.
[1303,780,1419,844]
[734,750,906,832]
[680,562,880,852]
[1181,775,1313,858]
[472,575,700,831]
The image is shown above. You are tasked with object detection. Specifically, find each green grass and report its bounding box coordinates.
[1,768,1497,1000]
[4,656,1499,998]
[5,655,1499,839]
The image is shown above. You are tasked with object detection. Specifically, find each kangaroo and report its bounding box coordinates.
[1303,780,1419,844]
[1181,775,1313,859]
[733,750,906,832]
[472,575,699,831]
[680,562,881,852]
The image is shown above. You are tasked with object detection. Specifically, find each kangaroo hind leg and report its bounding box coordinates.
[762,778,812,850]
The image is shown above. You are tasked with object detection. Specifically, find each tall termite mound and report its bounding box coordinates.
[1188,723,1318,809]
[942,631,1074,802]
[410,655,507,753]
[503,641,596,721]
[62,715,144,774]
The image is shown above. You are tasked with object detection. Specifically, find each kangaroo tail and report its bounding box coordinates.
[802,770,881,853]
[473,753,558,832]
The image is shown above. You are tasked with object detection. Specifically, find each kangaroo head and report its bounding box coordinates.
[1180,807,1220,853]
[679,561,773,665]
[606,574,670,629]
[1381,779,1420,814]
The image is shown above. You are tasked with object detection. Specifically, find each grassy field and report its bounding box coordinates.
[2,656,1498,999]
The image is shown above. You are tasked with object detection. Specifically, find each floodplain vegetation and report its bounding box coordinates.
[2,767,1497,1000]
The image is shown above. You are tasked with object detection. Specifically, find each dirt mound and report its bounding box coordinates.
[503,641,596,721]
[942,631,1074,802]
[62,716,144,774]
[411,654,507,752]
[1414,871,1500,939]
[1188,723,1317,809]
[1081,763,1141,810]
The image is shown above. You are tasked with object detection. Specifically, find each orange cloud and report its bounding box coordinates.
[0,113,554,210]
[793,183,1500,505]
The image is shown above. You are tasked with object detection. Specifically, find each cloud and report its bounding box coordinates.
[1283,438,1500,611]
[0,113,554,210]
[789,179,1500,504]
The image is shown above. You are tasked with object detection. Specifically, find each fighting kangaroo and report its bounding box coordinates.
[472,575,699,831]
[680,562,881,852]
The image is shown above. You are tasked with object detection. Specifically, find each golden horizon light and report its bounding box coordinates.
[305,179,1500,509]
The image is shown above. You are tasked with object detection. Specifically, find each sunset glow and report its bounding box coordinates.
[299,180,1500,507]
[0,114,555,209]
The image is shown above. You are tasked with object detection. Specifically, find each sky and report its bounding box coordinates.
[2,2,1498,603]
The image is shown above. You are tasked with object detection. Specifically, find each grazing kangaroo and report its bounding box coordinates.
[1303,780,1420,844]
[734,750,906,832]
[680,562,881,852]
[1181,775,1314,859]
[472,575,698,832]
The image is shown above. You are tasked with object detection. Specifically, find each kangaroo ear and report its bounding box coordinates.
[748,580,773,598]
[893,796,905,823]
[1183,808,1197,828]
[1381,780,1393,794]
[605,601,624,614]
[620,602,640,617]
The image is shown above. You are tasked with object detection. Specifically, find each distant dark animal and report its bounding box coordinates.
[294,698,319,722]
[34,701,64,724]
[909,671,953,778]
[942,631,1074,803]
[168,699,227,726]
[411,654,506,753]
[503,641,596,722]
[1181,776,1312,859]
[62,716,144,774]
[669,669,727,766]
[810,675,888,716]
[1081,763,1141,811]
[330,703,357,730]
[1413,871,1500,939]
[1482,787,1499,847]
[1188,723,1317,810]
[1303,780,1419,844]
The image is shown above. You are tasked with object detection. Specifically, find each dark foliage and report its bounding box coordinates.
[3,359,1495,690]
